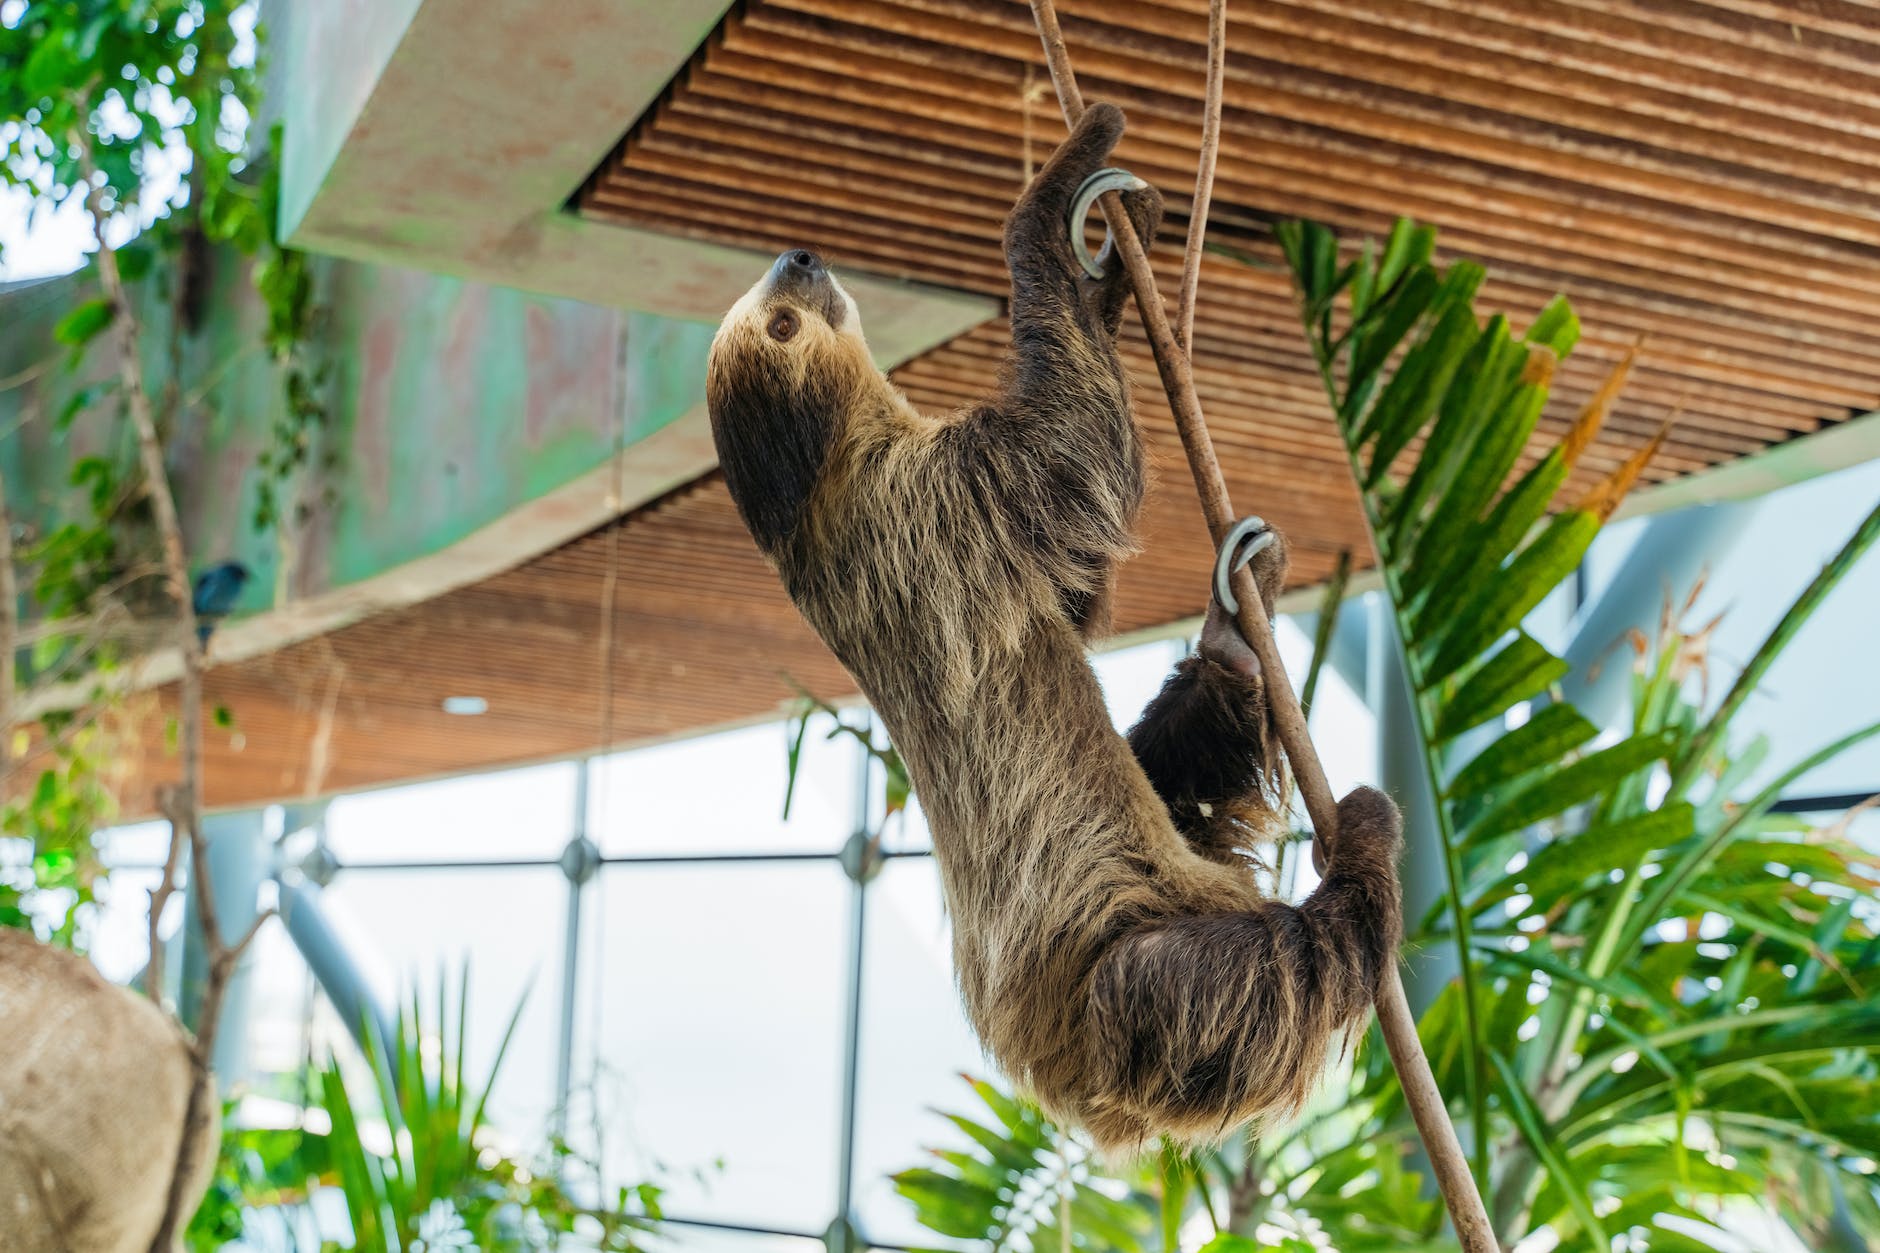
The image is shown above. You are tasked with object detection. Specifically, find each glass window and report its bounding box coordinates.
[320,865,566,1146]
[325,761,577,864]
[94,819,173,867]
[879,797,932,855]
[84,864,172,985]
[1685,463,1880,798]
[238,917,316,1098]
[1278,612,1379,802]
[1092,638,1185,733]
[572,861,850,1232]
[587,722,859,857]
[851,858,985,1249]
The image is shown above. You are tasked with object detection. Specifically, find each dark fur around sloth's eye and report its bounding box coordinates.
[768,310,799,342]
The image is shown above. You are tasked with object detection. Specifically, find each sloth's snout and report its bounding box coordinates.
[766,248,846,331]
[768,248,828,293]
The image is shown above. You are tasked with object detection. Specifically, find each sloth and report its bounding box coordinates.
[706,103,1403,1151]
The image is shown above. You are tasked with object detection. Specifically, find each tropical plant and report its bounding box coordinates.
[213,972,668,1251]
[319,978,673,1249]
[888,218,1880,1253]
[893,1075,1163,1253]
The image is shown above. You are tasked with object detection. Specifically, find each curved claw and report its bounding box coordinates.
[1213,516,1277,617]
[1069,166,1149,279]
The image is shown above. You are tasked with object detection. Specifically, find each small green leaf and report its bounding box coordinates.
[1384,315,1518,558]
[1361,280,1484,485]
[53,298,115,347]
[21,33,75,100]
[1422,510,1600,685]
[1197,1237,1264,1253]
[1523,294,1582,357]
[1463,730,1677,845]
[1431,633,1569,743]
[1412,449,1571,642]
[1480,803,1696,911]
[1373,217,1436,303]
[1346,268,1439,413]
[1399,384,1549,605]
[1446,702,1599,798]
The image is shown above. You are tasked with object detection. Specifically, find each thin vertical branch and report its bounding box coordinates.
[74,122,251,1253]
[1024,7,1497,1249]
[1176,0,1227,351]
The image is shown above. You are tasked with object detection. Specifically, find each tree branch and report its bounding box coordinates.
[74,121,248,1253]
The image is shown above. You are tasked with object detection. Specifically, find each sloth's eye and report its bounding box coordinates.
[768,310,799,343]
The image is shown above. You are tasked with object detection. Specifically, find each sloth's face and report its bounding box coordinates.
[713,249,866,358]
[707,250,877,551]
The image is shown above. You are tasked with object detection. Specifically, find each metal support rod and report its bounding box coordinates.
[276,875,397,1059]
[831,722,878,1253]
[180,809,268,1081]
[554,758,596,1137]
[1024,5,1497,1246]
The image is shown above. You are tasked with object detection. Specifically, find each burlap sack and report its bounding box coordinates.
[0,928,218,1252]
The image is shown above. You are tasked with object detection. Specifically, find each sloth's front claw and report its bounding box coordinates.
[1212,516,1279,618]
[1069,167,1149,279]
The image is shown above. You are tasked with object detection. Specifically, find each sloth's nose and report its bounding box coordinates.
[779,248,823,276]
[768,248,830,299]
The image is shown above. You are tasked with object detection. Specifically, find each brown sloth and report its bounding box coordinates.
[706,103,1403,1151]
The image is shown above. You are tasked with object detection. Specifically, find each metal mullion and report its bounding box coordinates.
[326,849,933,875]
[661,1212,913,1251]
[553,758,593,1138]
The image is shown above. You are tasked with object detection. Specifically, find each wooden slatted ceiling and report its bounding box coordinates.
[109,0,1880,813]
[581,0,1879,489]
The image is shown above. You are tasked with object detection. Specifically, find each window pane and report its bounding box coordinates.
[95,819,173,867]
[240,917,316,1097]
[1092,638,1185,733]
[325,761,577,864]
[321,865,566,1147]
[852,858,985,1249]
[588,722,858,856]
[85,864,173,985]
[573,862,849,1231]
[879,797,932,855]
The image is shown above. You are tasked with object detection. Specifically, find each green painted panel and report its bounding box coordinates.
[0,244,712,622]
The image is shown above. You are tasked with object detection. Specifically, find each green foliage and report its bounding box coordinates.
[230,972,670,1251]
[893,1076,1160,1253]
[0,0,331,951]
[185,1104,330,1252]
[783,680,912,878]
[1267,217,1880,1250]
[0,720,114,944]
[0,0,253,221]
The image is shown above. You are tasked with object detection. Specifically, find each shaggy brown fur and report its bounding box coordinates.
[706,103,1403,1153]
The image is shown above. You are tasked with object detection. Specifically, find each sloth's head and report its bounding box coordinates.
[707,249,879,552]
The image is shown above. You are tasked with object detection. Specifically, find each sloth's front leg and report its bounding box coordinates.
[1127,525,1290,859]
[1004,103,1159,345]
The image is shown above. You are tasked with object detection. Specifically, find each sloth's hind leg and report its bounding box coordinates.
[1080,788,1403,1147]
